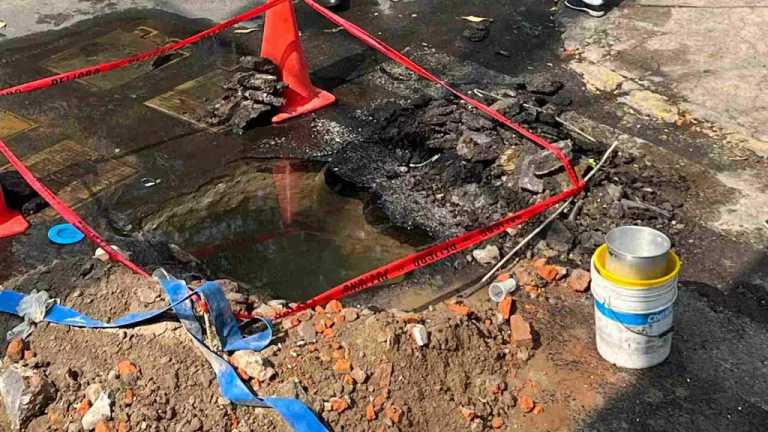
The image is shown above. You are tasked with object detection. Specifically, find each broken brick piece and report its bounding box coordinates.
[459,406,475,422]
[330,397,349,413]
[323,328,337,339]
[76,398,90,417]
[117,421,130,432]
[384,405,403,424]
[313,320,327,334]
[334,314,346,325]
[498,297,514,320]
[342,374,355,386]
[333,358,352,373]
[117,360,139,377]
[491,417,505,429]
[325,300,343,313]
[95,420,112,432]
[509,315,533,348]
[366,403,377,421]
[372,394,387,411]
[536,264,560,282]
[23,350,35,362]
[446,302,472,317]
[568,269,591,293]
[518,395,535,413]
[533,404,544,415]
[5,338,24,363]
[122,389,134,406]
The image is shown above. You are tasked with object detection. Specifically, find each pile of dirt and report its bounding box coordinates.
[0,251,623,432]
[205,56,286,134]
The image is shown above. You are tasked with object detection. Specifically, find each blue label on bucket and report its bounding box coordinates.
[594,299,672,326]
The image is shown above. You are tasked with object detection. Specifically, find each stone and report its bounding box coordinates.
[135,287,158,304]
[85,383,104,404]
[325,300,343,313]
[446,302,472,317]
[184,417,202,432]
[297,321,317,342]
[518,395,535,413]
[94,420,111,432]
[463,22,490,42]
[533,404,544,415]
[82,392,111,431]
[459,406,475,422]
[525,74,564,95]
[0,365,57,430]
[341,308,359,322]
[329,398,349,413]
[509,315,533,348]
[6,338,24,363]
[384,405,403,424]
[408,324,429,347]
[568,269,592,293]
[230,351,265,379]
[545,220,574,253]
[116,360,138,378]
[472,245,500,265]
[350,368,367,384]
[365,404,376,421]
[491,417,505,429]
[333,359,351,374]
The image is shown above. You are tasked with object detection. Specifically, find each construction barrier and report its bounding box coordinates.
[0,2,588,429]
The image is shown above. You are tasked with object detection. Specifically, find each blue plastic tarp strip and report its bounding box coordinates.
[0,278,328,432]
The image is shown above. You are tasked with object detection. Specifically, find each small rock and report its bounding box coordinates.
[567,269,591,293]
[518,395,535,413]
[491,417,505,429]
[116,360,138,378]
[408,324,429,347]
[94,420,111,432]
[365,404,376,421]
[459,406,475,422]
[184,417,202,432]
[135,287,158,304]
[329,397,349,413]
[384,405,403,424]
[333,359,351,374]
[498,297,514,321]
[341,308,359,322]
[446,301,472,317]
[509,315,533,348]
[325,300,343,313]
[350,368,367,384]
[533,404,544,415]
[85,384,104,404]
[296,321,317,342]
[82,392,111,431]
[6,338,24,363]
[256,367,276,382]
[229,351,265,379]
[472,245,500,265]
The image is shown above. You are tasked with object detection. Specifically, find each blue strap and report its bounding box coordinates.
[0,277,328,432]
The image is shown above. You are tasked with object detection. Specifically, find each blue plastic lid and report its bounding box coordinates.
[48,223,85,245]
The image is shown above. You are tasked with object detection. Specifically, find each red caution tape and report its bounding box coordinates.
[276,182,584,318]
[0,138,149,277]
[303,0,579,187]
[0,0,289,97]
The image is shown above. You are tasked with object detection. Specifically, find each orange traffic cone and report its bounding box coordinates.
[261,0,336,123]
[0,187,29,238]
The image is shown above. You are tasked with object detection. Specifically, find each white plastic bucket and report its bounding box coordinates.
[590,245,680,369]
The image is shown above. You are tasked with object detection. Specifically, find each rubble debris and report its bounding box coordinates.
[6,338,25,363]
[408,324,429,346]
[0,365,57,430]
[82,391,111,430]
[498,297,514,320]
[472,245,500,265]
[509,315,533,348]
[205,56,286,134]
[568,269,592,292]
[518,394,535,413]
[491,417,505,429]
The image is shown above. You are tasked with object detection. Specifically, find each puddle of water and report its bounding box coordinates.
[149,160,429,301]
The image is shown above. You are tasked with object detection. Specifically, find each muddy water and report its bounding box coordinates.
[144,160,429,301]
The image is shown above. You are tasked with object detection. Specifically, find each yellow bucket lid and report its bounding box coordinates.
[593,244,682,289]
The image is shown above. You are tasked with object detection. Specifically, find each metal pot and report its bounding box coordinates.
[605,226,671,280]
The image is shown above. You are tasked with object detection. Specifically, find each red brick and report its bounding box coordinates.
[76,399,90,417]
[518,395,535,413]
[366,404,377,421]
[509,315,533,348]
[330,398,349,413]
[498,297,514,320]
[117,360,139,377]
[333,359,351,373]
[446,302,472,317]
[5,338,24,363]
[325,300,343,313]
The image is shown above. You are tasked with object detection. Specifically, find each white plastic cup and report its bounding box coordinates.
[488,278,517,302]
